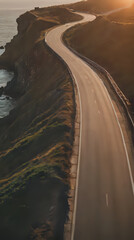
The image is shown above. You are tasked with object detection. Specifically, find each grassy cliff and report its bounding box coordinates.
[0,6,81,240]
[64,4,134,114]
[67,0,129,13]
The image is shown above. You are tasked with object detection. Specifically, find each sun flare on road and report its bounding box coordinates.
[126,0,134,5]
[118,0,133,5]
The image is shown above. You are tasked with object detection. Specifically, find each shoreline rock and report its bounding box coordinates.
[0,87,4,96]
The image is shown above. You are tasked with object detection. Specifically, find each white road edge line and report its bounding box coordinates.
[102,81,134,196]
[45,12,134,240]
[71,60,134,239]
[106,193,109,207]
[71,74,83,240]
[71,55,134,239]
[45,16,85,240]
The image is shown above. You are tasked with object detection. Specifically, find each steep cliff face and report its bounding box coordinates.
[0,6,81,240]
[0,7,82,96]
[17,11,37,34]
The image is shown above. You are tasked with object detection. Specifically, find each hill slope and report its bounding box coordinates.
[64,5,134,114]
[67,0,130,13]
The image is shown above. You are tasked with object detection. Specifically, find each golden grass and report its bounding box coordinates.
[64,13,134,112]
[67,0,128,13]
[108,4,134,24]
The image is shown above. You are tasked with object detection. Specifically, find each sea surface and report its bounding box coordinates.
[0,0,79,46]
[0,49,15,118]
[0,0,79,118]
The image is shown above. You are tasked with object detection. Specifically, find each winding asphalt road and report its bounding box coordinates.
[45,13,134,240]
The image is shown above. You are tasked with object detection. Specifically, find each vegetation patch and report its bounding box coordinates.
[64,5,134,115]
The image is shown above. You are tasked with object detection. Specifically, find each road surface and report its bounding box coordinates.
[46,13,134,240]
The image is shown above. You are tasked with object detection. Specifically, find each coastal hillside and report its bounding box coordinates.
[64,4,134,114]
[0,7,81,240]
[108,3,134,23]
[67,0,129,13]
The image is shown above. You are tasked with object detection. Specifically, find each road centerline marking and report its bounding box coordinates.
[102,82,134,196]
[106,193,109,207]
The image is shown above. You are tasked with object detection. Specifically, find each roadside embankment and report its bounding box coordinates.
[64,6,134,119]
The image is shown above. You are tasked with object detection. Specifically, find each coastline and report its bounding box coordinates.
[0,49,15,118]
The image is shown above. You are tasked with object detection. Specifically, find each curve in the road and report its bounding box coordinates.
[45,12,134,240]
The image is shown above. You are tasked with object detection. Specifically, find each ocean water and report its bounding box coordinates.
[0,9,26,47]
[0,94,15,119]
[0,0,79,118]
[0,50,15,118]
[0,0,79,46]
[0,68,14,88]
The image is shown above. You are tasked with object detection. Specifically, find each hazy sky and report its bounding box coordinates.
[0,0,80,9]
[0,0,133,9]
